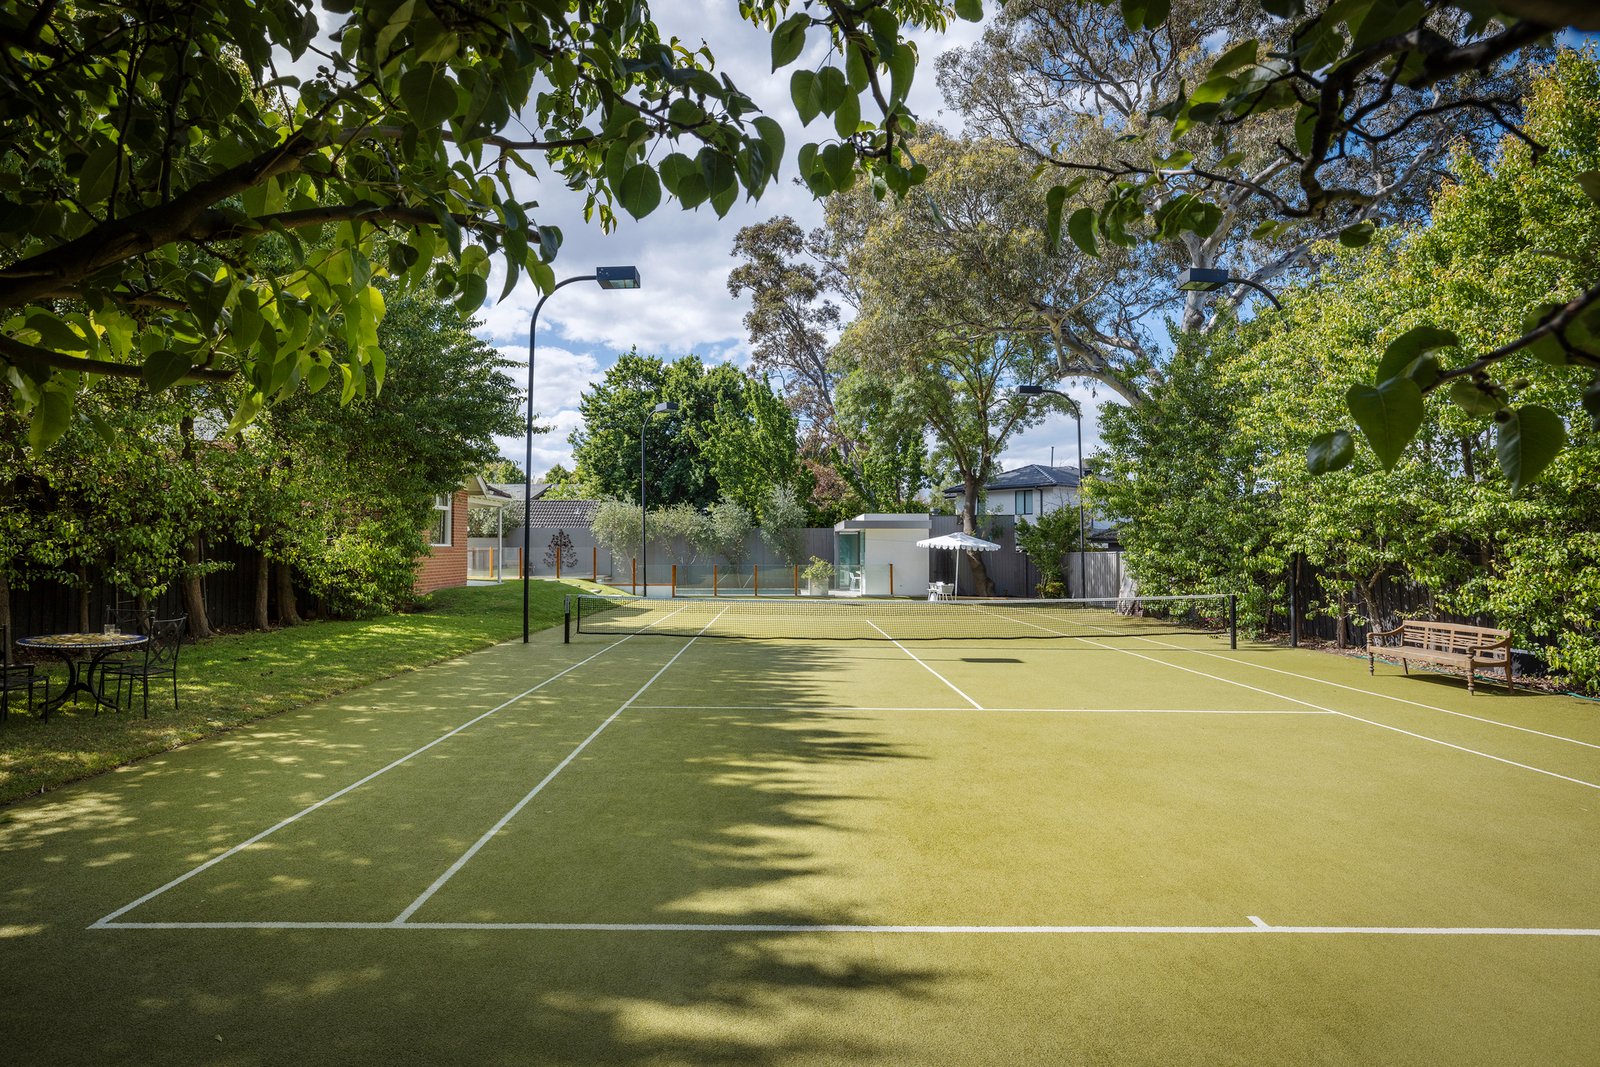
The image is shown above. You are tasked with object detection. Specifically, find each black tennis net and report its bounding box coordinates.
[567,593,1238,646]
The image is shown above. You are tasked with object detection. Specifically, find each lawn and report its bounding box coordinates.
[0,579,598,805]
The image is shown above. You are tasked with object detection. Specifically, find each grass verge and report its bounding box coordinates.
[0,579,599,805]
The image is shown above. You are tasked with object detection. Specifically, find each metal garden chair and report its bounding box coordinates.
[1,622,50,722]
[103,615,187,718]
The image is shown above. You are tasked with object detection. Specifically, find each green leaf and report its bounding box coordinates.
[833,90,861,137]
[1496,405,1567,494]
[1067,207,1098,257]
[955,0,983,20]
[790,70,820,125]
[658,152,697,195]
[887,44,915,108]
[142,349,193,392]
[1583,374,1600,431]
[1450,380,1502,417]
[815,66,848,116]
[1121,0,1171,30]
[617,164,661,219]
[1576,170,1600,205]
[1347,377,1423,470]
[1338,220,1376,247]
[28,388,72,450]
[399,64,459,126]
[1375,325,1458,383]
[771,13,808,71]
[1306,430,1355,474]
[1209,39,1259,77]
[1045,185,1068,250]
[697,147,735,195]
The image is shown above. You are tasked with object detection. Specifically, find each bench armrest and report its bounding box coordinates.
[1367,624,1407,644]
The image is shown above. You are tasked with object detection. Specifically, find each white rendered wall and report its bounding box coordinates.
[864,529,930,596]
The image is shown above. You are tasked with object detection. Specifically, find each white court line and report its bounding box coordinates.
[392,609,726,924]
[94,919,1600,937]
[1138,639,1600,752]
[867,621,983,710]
[979,609,1600,793]
[632,705,1328,715]
[91,609,691,930]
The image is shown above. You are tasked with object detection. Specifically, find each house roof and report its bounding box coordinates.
[490,481,550,502]
[942,464,1083,497]
[525,500,600,527]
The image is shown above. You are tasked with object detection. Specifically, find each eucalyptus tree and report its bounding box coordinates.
[0,0,976,447]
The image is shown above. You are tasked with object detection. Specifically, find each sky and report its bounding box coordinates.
[475,0,1105,485]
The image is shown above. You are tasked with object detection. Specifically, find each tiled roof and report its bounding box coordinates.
[525,500,600,527]
[943,464,1083,496]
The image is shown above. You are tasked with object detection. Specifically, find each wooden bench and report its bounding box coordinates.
[1366,620,1513,695]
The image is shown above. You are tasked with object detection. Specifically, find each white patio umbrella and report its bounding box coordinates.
[916,531,1002,598]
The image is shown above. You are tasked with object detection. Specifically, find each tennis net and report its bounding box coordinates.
[567,593,1237,646]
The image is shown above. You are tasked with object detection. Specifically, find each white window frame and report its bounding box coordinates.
[430,493,453,547]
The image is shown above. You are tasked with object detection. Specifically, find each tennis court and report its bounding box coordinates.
[3,594,1598,1065]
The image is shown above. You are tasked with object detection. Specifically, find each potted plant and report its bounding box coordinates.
[802,556,835,596]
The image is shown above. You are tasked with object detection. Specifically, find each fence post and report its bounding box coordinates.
[794,565,799,596]
[713,565,718,596]
[555,551,561,581]
[889,563,894,597]
[631,558,637,595]
[592,546,597,582]
[1289,553,1300,648]
[1229,594,1238,650]
[754,565,760,596]
[671,564,677,598]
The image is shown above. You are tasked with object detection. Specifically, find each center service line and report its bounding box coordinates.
[393,609,727,924]
[92,607,692,930]
[867,620,984,710]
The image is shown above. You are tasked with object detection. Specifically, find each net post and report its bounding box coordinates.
[713,564,718,596]
[1229,594,1238,650]
[563,595,571,644]
[754,564,760,597]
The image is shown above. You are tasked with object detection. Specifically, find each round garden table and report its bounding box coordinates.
[15,632,150,720]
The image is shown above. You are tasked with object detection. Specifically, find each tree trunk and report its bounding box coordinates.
[960,478,996,597]
[180,536,213,638]
[253,550,271,631]
[78,566,91,632]
[275,563,301,626]
[0,571,10,632]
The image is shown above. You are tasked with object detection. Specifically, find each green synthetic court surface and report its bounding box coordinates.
[3,600,1599,1065]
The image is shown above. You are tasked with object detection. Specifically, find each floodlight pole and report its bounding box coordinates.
[523,266,640,643]
[1018,385,1089,597]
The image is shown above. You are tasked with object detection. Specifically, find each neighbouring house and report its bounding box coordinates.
[942,464,1086,520]
[415,475,513,594]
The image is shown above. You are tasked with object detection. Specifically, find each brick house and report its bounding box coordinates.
[414,475,510,594]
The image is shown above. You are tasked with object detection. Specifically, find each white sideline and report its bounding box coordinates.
[867,621,984,709]
[632,704,1328,715]
[91,611,690,930]
[984,609,1600,793]
[392,609,726,924]
[1143,638,1600,751]
[93,918,1600,937]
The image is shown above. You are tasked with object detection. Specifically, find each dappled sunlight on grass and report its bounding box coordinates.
[0,580,601,803]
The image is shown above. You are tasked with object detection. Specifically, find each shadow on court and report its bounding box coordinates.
[0,633,965,1066]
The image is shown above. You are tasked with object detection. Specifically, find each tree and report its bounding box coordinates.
[649,502,710,565]
[1,0,976,445]
[706,499,755,565]
[832,133,1063,593]
[1010,1,1596,477]
[1015,507,1081,593]
[759,483,811,565]
[569,352,803,509]
[590,499,643,563]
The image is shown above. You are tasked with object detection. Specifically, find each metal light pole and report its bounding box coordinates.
[640,401,678,598]
[1018,384,1089,597]
[523,266,640,643]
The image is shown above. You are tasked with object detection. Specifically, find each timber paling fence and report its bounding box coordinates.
[6,539,278,636]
